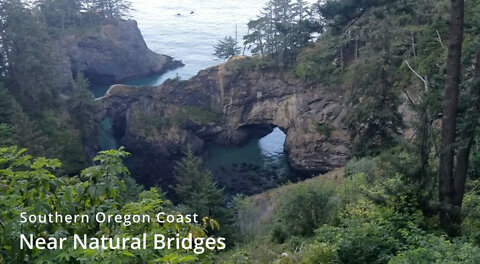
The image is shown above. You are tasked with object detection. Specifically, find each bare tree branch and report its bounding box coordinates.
[436,30,446,49]
[405,60,429,96]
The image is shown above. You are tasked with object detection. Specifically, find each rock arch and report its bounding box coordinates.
[101,58,351,185]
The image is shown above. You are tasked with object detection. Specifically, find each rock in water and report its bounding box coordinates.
[59,19,183,85]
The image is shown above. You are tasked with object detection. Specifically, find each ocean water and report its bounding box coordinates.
[95,0,317,189]
[91,0,268,96]
[129,0,268,83]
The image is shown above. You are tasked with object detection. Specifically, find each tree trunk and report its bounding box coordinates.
[439,0,464,236]
[451,39,480,227]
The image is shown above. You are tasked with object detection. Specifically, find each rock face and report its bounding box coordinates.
[101,57,351,186]
[59,20,183,85]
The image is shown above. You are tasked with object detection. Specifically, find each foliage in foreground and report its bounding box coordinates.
[220,150,480,263]
[0,147,221,264]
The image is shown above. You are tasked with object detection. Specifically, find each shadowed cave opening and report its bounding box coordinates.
[204,125,294,196]
[98,118,297,197]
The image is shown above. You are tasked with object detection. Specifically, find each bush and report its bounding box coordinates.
[460,190,480,243]
[316,122,332,138]
[313,202,400,264]
[301,242,338,264]
[277,180,339,236]
[271,224,289,244]
[343,157,376,179]
[389,236,480,264]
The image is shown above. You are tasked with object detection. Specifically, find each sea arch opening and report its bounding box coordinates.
[204,124,292,196]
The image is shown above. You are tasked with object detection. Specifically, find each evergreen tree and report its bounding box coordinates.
[244,0,320,65]
[0,123,15,147]
[89,0,131,20]
[345,56,405,156]
[174,150,226,219]
[0,82,17,147]
[0,0,59,108]
[213,36,241,60]
[438,0,465,236]
[0,82,15,123]
[11,104,50,156]
[34,0,84,29]
[323,1,405,156]
[174,150,234,241]
[318,0,396,33]
[68,73,101,141]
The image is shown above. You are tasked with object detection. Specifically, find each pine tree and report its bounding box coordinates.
[0,82,15,123]
[11,104,50,156]
[174,150,234,241]
[0,124,15,147]
[244,0,318,65]
[319,0,396,33]
[213,36,241,60]
[68,73,100,141]
[89,0,131,20]
[438,0,465,236]
[0,0,59,108]
[34,0,84,29]
[174,150,226,218]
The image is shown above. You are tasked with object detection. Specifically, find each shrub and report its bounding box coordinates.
[301,242,338,264]
[276,180,339,236]
[313,203,400,264]
[343,157,376,179]
[271,224,289,244]
[316,122,332,138]
[389,236,480,264]
[0,147,219,263]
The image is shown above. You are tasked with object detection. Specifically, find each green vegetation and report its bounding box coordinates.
[179,106,223,125]
[174,151,234,241]
[216,0,480,262]
[214,36,241,60]
[221,149,480,263]
[243,0,321,66]
[316,122,332,138]
[0,0,131,174]
[0,147,223,263]
[132,105,222,138]
[174,150,227,220]
[2,0,480,262]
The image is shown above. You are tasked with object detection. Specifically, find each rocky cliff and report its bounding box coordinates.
[57,19,183,87]
[101,57,351,187]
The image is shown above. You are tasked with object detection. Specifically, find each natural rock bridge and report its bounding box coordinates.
[100,58,351,186]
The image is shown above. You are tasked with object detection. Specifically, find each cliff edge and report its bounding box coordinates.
[57,19,183,86]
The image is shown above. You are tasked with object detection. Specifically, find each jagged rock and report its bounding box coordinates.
[101,57,352,186]
[59,20,183,86]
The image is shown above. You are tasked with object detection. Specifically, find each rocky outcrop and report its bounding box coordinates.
[58,20,183,86]
[101,57,351,186]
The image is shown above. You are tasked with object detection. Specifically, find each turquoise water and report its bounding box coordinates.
[97,118,118,150]
[93,0,307,189]
[205,128,291,195]
[205,128,289,173]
